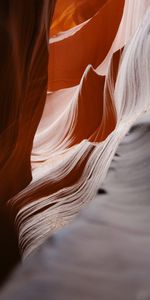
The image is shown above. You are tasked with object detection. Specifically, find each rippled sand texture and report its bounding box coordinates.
[1,0,150,261]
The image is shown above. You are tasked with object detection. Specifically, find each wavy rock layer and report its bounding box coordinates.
[1,120,150,300]
[11,1,150,258]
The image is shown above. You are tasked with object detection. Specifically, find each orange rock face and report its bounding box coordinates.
[0,0,56,283]
[0,1,56,203]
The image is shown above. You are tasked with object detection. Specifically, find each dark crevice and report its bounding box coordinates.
[97,188,107,195]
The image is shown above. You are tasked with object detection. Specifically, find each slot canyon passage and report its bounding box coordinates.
[1,0,150,298]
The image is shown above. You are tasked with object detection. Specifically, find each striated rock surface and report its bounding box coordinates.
[1,120,150,299]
